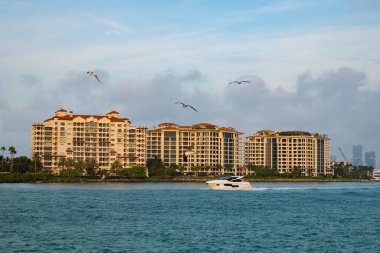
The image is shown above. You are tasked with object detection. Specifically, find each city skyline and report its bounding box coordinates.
[365,151,376,169]
[1,0,380,160]
[352,144,363,166]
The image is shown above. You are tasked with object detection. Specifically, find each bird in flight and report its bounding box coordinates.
[175,102,198,112]
[228,80,251,85]
[87,71,101,84]
[183,145,196,162]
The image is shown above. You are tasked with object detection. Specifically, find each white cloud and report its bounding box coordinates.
[91,16,130,34]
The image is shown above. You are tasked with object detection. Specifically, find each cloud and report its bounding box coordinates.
[222,67,380,159]
[182,69,204,82]
[19,74,40,86]
[103,70,220,126]
[1,65,379,163]
[92,17,130,34]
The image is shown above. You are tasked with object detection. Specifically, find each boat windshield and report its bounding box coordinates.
[219,176,234,181]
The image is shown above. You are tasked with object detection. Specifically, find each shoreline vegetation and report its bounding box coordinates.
[0,154,375,184]
[0,173,373,183]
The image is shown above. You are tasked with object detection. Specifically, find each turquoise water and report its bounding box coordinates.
[1,182,380,253]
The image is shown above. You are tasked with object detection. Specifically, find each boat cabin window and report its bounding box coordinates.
[220,176,243,182]
[220,176,233,181]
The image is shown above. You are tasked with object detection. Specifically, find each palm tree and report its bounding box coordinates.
[8,146,16,173]
[58,157,66,175]
[85,158,98,176]
[64,158,75,170]
[215,163,223,176]
[74,160,85,175]
[192,165,202,177]
[32,152,41,173]
[111,160,123,170]
[1,146,6,172]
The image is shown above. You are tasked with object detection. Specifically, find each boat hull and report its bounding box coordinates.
[206,180,252,190]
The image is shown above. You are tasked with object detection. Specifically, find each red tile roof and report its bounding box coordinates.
[55,108,67,113]
[148,129,162,133]
[192,123,216,127]
[159,122,178,127]
[44,114,131,123]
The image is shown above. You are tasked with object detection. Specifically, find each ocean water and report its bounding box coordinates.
[1,182,380,253]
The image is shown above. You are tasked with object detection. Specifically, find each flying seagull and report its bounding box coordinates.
[87,71,101,84]
[175,102,198,112]
[183,145,196,162]
[228,80,251,85]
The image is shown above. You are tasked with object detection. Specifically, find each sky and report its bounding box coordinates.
[0,0,380,166]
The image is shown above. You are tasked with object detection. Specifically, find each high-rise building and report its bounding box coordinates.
[330,154,336,162]
[365,151,376,169]
[352,145,363,166]
[147,123,243,175]
[31,108,147,173]
[245,130,332,176]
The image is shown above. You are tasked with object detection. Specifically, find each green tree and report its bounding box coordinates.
[215,163,223,175]
[8,146,16,173]
[224,164,233,174]
[349,165,373,179]
[255,166,271,177]
[146,156,165,177]
[1,146,6,172]
[125,166,147,179]
[13,156,31,173]
[32,152,42,173]
[111,160,123,174]
[84,158,98,176]
[74,160,85,175]
[64,158,75,170]
[292,166,302,178]
[97,169,110,179]
[192,165,202,177]
[60,158,81,177]
[61,168,81,178]
[333,162,349,178]
[165,164,179,177]
[58,157,66,174]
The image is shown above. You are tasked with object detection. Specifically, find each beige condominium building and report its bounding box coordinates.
[147,122,243,175]
[245,130,332,176]
[31,108,147,174]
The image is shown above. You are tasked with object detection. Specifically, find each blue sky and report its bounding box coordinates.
[1,0,380,165]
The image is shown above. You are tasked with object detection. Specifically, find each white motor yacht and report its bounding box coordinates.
[372,170,380,181]
[206,176,252,190]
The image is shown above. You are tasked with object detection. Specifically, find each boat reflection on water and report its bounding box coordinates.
[206,176,252,190]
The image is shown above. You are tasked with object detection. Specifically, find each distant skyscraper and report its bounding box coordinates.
[352,145,363,166]
[330,155,336,162]
[365,151,376,169]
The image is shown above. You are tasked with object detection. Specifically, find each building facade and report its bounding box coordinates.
[365,151,376,169]
[31,108,147,173]
[147,123,243,175]
[245,130,332,176]
[352,144,363,166]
